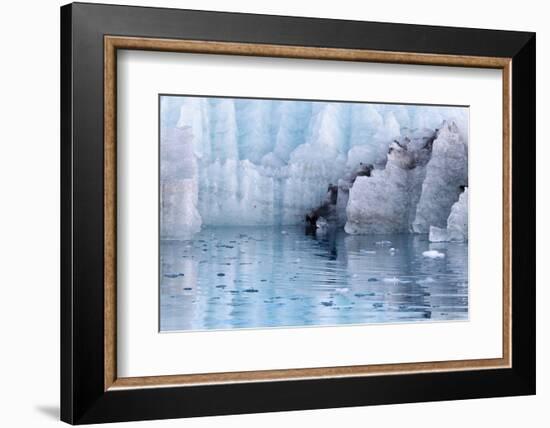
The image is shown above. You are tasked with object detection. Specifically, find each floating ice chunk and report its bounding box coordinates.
[429,226,449,242]
[422,250,445,259]
[383,277,410,284]
[360,249,377,254]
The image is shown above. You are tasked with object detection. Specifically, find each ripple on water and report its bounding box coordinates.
[160,226,468,331]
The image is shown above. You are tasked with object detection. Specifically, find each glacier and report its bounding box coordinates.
[412,120,468,233]
[429,188,469,242]
[160,96,468,239]
[160,127,202,240]
[344,128,435,234]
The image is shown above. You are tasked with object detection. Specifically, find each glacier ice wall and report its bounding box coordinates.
[447,188,469,241]
[160,127,202,240]
[429,188,469,242]
[344,128,435,234]
[412,121,468,233]
[160,96,468,237]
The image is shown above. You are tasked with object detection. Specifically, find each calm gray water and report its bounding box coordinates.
[160,226,468,332]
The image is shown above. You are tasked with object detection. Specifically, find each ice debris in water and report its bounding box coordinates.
[360,249,377,254]
[383,277,410,284]
[160,96,468,237]
[422,250,445,259]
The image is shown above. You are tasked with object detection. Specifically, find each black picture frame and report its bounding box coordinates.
[61,2,535,424]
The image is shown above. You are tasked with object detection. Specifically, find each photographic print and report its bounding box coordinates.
[160,95,469,332]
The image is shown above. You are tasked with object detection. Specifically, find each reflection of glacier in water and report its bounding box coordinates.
[160,226,468,331]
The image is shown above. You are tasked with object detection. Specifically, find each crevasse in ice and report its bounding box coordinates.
[160,97,468,239]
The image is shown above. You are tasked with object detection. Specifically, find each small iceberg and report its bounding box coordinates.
[422,250,445,259]
[382,277,410,284]
[429,226,449,243]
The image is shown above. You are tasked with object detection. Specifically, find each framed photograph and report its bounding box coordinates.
[60,2,536,424]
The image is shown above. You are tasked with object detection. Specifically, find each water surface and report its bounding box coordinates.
[160,226,468,331]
